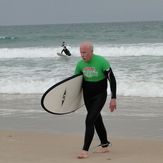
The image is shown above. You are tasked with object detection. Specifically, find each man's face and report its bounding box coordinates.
[80,45,93,62]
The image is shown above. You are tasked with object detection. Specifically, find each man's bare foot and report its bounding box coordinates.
[94,147,110,153]
[77,150,89,159]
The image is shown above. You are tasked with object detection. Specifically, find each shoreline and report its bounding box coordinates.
[1,94,163,139]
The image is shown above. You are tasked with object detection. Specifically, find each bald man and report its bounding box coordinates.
[75,42,117,158]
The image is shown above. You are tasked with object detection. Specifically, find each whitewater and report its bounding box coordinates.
[0,21,163,97]
[0,44,163,97]
[0,43,163,58]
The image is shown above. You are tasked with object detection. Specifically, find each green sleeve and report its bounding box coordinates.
[75,63,81,75]
[102,58,110,71]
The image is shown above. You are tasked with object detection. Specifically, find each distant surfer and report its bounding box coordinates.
[61,41,71,56]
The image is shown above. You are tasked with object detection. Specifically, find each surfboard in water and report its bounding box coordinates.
[57,52,67,57]
[57,52,71,57]
[41,74,83,115]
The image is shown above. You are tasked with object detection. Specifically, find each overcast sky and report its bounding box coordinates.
[0,0,163,26]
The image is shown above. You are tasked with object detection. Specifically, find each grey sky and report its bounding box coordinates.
[0,0,163,26]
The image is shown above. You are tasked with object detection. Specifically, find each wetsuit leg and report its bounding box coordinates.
[94,114,110,146]
[82,91,109,151]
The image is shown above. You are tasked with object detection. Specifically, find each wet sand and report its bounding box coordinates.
[0,94,163,162]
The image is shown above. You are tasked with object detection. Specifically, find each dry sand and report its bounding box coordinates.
[0,131,163,163]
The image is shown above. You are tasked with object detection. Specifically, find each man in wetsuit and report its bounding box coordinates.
[61,42,71,56]
[75,42,117,159]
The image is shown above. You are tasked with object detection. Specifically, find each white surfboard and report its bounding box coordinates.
[57,52,68,57]
[41,74,83,115]
[57,52,71,57]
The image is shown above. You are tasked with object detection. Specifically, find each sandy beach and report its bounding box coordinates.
[0,131,163,163]
[0,94,163,162]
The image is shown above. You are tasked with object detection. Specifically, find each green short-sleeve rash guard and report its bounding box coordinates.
[75,54,110,82]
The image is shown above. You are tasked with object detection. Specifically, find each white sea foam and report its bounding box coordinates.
[0,76,163,97]
[0,43,163,58]
[0,43,163,97]
[116,80,163,97]
[95,43,163,57]
[0,78,60,94]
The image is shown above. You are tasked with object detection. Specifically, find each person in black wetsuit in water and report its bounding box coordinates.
[61,41,71,56]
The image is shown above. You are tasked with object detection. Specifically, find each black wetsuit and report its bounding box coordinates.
[75,54,117,151]
[82,68,116,151]
[61,46,71,56]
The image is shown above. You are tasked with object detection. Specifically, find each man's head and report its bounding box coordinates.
[80,42,93,62]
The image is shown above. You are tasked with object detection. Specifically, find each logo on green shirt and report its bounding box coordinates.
[83,67,98,78]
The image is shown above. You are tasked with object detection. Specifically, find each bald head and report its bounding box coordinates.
[80,42,94,62]
[80,42,93,51]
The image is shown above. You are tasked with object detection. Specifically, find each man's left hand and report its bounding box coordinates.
[109,99,116,112]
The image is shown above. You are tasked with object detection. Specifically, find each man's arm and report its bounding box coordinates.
[105,68,116,99]
[105,68,117,112]
[61,49,64,54]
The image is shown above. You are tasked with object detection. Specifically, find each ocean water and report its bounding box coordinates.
[0,21,163,97]
[0,22,163,136]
